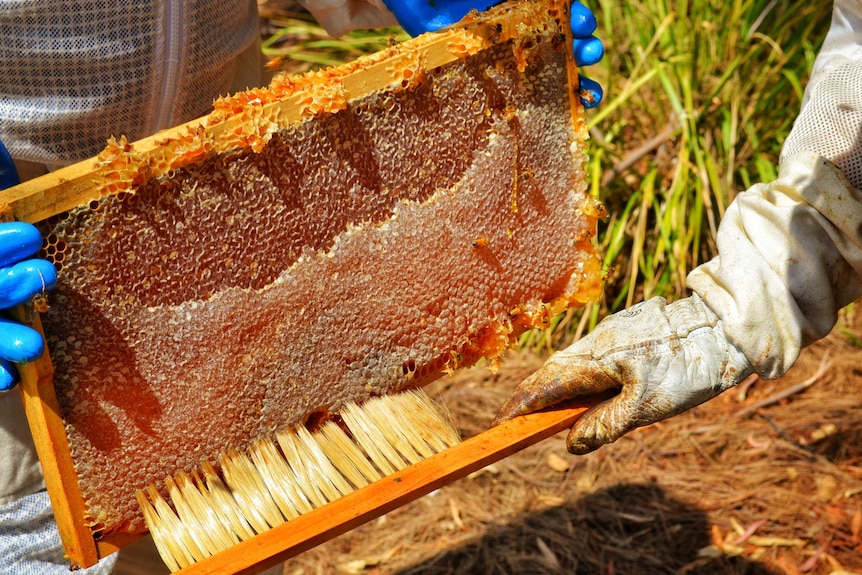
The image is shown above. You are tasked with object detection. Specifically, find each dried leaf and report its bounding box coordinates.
[734,520,768,545]
[337,560,368,574]
[467,463,500,479]
[449,497,465,530]
[699,542,745,558]
[816,475,840,502]
[729,517,746,537]
[697,544,724,559]
[746,535,806,548]
[800,541,827,572]
[710,523,724,547]
[337,548,398,573]
[538,495,566,507]
[810,423,837,442]
[851,509,862,543]
[722,544,746,557]
[536,537,561,569]
[546,452,572,473]
[746,433,771,450]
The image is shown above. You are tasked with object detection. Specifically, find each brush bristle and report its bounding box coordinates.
[136,389,460,571]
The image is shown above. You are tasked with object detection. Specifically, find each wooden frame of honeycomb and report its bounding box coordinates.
[0,0,603,570]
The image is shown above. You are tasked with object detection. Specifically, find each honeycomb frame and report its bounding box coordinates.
[0,0,603,568]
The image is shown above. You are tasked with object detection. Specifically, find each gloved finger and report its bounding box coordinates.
[570,1,597,38]
[573,36,603,67]
[0,317,45,363]
[0,222,43,267]
[0,359,19,391]
[0,259,57,309]
[578,74,603,108]
[493,359,620,424]
[381,0,501,36]
[565,385,643,454]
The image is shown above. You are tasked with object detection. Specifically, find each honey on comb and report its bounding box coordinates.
[38,16,602,535]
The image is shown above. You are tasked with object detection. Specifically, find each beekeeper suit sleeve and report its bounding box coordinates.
[495,0,862,454]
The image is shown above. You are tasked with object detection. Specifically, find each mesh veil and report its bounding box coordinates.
[0,0,259,169]
[781,59,862,191]
[780,0,862,190]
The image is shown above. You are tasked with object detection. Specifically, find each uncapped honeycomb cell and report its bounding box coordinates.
[38,13,602,536]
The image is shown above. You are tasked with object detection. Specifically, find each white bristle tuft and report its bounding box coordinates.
[178,469,241,550]
[395,390,461,450]
[137,487,184,572]
[248,438,309,519]
[219,449,284,533]
[296,425,355,499]
[138,389,460,572]
[141,483,202,569]
[164,473,221,557]
[198,461,256,541]
[316,420,382,487]
[275,427,331,507]
[340,401,407,474]
[362,397,427,464]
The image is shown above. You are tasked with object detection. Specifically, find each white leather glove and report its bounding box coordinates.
[495,294,753,454]
[496,0,862,453]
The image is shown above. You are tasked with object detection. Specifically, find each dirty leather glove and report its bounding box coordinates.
[495,294,753,454]
[300,0,604,107]
[497,1,862,453]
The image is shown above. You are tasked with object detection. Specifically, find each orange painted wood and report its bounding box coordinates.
[175,402,593,575]
[12,310,103,568]
[1,206,102,567]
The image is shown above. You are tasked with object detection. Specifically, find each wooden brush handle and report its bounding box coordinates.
[176,401,595,575]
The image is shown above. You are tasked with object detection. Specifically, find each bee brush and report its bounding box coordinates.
[137,389,597,575]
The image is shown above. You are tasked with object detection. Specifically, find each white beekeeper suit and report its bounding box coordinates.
[496,0,862,454]
[0,2,261,572]
[0,0,261,175]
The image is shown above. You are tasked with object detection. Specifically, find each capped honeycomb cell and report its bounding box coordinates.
[33,0,603,539]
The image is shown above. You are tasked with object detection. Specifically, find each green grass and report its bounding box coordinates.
[260,1,832,348]
[587,0,829,322]
[259,8,408,73]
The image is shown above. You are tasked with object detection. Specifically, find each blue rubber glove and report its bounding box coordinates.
[569,1,603,108]
[382,0,604,108]
[0,222,57,390]
[0,142,58,390]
